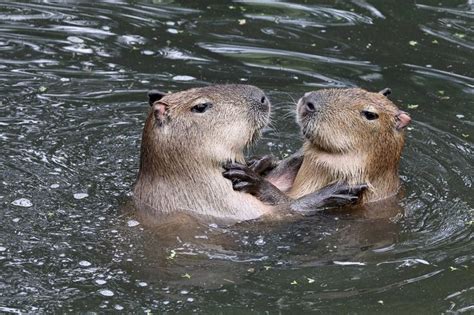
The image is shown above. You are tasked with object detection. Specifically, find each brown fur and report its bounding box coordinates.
[288,88,407,203]
[133,85,273,225]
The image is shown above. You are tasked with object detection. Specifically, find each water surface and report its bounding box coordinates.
[0,0,473,313]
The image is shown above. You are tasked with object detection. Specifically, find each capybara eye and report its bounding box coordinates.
[191,102,213,113]
[361,110,379,120]
[260,96,266,103]
[306,102,316,112]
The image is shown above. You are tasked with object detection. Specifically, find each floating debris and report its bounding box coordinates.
[307,278,315,284]
[407,104,419,109]
[238,19,246,25]
[409,40,418,46]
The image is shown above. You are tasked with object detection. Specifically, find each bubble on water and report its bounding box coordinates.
[255,237,266,246]
[180,290,189,295]
[127,220,140,227]
[67,36,84,44]
[138,281,148,287]
[187,297,194,302]
[79,260,91,267]
[118,35,146,46]
[50,184,60,189]
[99,289,114,297]
[74,193,89,200]
[172,75,195,81]
[95,279,107,285]
[167,28,178,34]
[0,246,6,252]
[114,304,124,310]
[11,198,32,207]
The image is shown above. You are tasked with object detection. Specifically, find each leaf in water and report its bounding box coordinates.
[378,300,384,305]
[409,40,418,46]
[38,86,47,93]
[449,266,459,271]
[307,278,315,284]
[238,19,246,25]
[263,266,271,271]
[167,249,177,260]
[432,39,439,44]
[454,33,466,39]
[290,280,298,285]
[407,104,419,109]
[181,273,191,279]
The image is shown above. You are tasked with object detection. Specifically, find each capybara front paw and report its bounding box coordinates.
[223,163,262,195]
[246,155,277,175]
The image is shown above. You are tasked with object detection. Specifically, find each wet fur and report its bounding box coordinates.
[289,88,406,203]
[133,85,272,224]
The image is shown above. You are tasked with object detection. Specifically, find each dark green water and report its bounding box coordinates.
[1,0,473,313]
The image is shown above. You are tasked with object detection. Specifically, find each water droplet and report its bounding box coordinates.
[67,36,84,44]
[127,220,140,227]
[99,289,114,297]
[255,238,266,246]
[11,198,32,207]
[172,75,195,81]
[79,260,91,267]
[74,193,89,200]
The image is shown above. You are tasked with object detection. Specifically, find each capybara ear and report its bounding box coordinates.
[379,88,392,96]
[395,111,411,130]
[148,90,167,106]
[153,103,168,126]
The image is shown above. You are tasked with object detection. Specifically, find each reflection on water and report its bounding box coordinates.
[0,0,473,313]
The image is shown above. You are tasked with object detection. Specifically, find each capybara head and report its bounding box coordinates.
[297,88,410,158]
[141,84,271,168]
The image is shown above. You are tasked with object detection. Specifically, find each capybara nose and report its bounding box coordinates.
[301,93,319,113]
[252,90,271,112]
